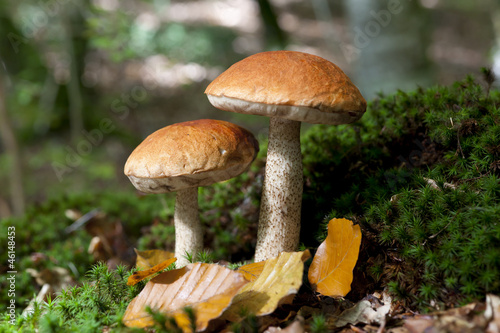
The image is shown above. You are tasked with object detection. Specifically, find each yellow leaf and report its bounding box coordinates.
[134,248,175,270]
[308,218,362,297]
[224,251,306,322]
[127,257,177,286]
[237,250,311,282]
[237,261,265,282]
[123,263,248,331]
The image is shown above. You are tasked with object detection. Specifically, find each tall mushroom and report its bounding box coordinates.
[124,119,259,266]
[205,51,366,262]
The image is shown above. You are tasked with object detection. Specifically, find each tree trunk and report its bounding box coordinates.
[64,4,84,143]
[0,63,25,216]
[343,0,434,98]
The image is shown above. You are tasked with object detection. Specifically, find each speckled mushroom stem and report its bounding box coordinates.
[255,117,303,262]
[174,187,203,266]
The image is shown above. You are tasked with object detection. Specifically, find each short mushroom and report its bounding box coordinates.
[205,51,366,262]
[124,119,259,266]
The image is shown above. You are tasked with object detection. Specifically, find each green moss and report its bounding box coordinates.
[0,263,141,332]
[0,191,165,311]
[300,75,500,308]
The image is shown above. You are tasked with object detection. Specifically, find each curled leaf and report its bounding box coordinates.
[123,263,248,331]
[224,251,306,321]
[308,218,361,297]
[127,257,177,286]
[134,248,175,270]
[236,261,265,282]
[237,250,311,282]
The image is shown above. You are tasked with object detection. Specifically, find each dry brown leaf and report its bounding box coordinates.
[224,251,306,322]
[332,293,392,328]
[486,294,500,333]
[265,316,305,333]
[308,218,361,297]
[127,257,177,286]
[123,262,248,331]
[134,248,176,270]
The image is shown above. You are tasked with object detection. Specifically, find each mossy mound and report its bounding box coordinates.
[301,75,500,308]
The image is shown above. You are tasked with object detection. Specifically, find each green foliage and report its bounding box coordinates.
[0,191,166,310]
[309,314,328,333]
[86,9,239,65]
[230,313,259,333]
[0,263,140,332]
[195,250,215,264]
[301,75,500,307]
[198,168,262,262]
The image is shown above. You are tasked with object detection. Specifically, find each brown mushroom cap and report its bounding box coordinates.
[205,51,367,125]
[124,119,259,194]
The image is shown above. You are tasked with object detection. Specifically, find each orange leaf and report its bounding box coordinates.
[127,257,177,286]
[308,218,361,297]
[237,261,265,282]
[123,263,248,331]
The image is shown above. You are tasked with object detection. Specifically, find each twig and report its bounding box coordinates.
[423,210,460,246]
[456,131,465,159]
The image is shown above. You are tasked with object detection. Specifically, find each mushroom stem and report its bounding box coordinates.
[174,187,203,266]
[255,117,302,262]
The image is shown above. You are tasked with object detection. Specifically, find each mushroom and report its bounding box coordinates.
[205,51,366,262]
[124,119,259,266]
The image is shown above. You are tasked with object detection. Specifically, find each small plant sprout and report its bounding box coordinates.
[125,119,259,266]
[310,314,328,333]
[205,51,366,261]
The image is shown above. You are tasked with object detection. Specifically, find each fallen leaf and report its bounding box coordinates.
[237,261,265,282]
[127,257,177,286]
[66,210,133,267]
[486,294,500,333]
[404,300,488,333]
[265,316,305,333]
[237,250,311,282]
[332,293,392,328]
[123,263,248,331]
[134,249,176,270]
[308,218,361,297]
[26,267,75,291]
[224,251,306,322]
[404,318,434,333]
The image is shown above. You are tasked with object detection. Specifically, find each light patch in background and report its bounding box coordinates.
[45,51,71,85]
[420,0,439,9]
[493,49,500,86]
[92,0,119,11]
[162,0,260,33]
[492,10,500,86]
[135,12,161,31]
[141,55,216,89]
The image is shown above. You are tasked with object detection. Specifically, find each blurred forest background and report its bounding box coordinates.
[0,0,499,218]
